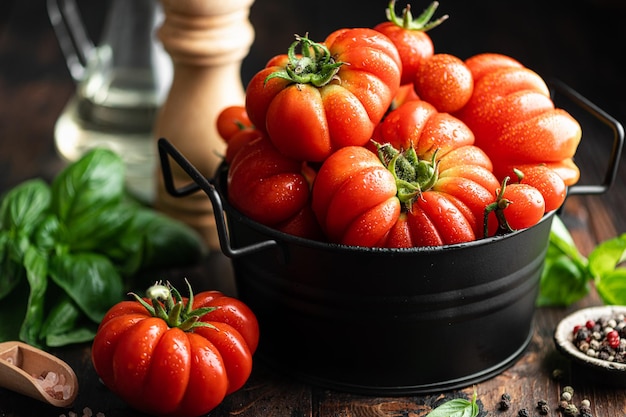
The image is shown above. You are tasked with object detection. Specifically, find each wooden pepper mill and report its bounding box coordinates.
[154,0,255,250]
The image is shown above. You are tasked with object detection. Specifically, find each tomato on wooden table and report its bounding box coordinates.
[91,281,259,417]
[245,28,402,162]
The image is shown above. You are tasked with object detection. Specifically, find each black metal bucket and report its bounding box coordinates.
[157,81,623,394]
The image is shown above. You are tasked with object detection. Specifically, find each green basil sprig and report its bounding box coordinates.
[0,149,205,347]
[426,391,479,417]
[538,215,626,306]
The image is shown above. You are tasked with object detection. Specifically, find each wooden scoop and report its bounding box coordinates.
[0,341,78,408]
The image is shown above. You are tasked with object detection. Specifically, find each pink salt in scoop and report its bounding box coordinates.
[0,341,78,408]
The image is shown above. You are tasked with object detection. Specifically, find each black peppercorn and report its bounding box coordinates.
[499,393,511,410]
[518,408,530,417]
[575,328,590,342]
[536,400,549,415]
[580,405,593,417]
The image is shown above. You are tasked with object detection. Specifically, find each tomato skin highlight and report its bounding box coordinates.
[91,290,258,417]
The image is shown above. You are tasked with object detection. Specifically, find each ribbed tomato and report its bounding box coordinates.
[245,28,401,162]
[91,282,259,417]
[312,99,502,247]
[227,134,322,240]
[454,53,581,212]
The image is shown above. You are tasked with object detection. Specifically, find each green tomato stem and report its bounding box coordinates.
[265,34,344,87]
[483,176,515,238]
[130,279,217,332]
[374,141,440,210]
[386,0,448,31]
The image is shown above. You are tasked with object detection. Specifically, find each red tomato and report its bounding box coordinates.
[454,52,581,213]
[227,134,323,240]
[311,146,401,246]
[487,181,546,235]
[413,53,473,113]
[312,100,501,247]
[374,0,448,85]
[92,283,259,417]
[375,100,501,243]
[224,128,263,163]
[216,105,253,143]
[245,29,401,162]
[464,52,523,82]
[499,164,567,212]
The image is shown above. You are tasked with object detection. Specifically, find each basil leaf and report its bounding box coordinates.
[0,179,50,233]
[40,295,97,347]
[50,148,124,233]
[588,233,626,279]
[537,255,590,306]
[595,268,626,305]
[19,245,49,347]
[31,214,62,252]
[100,203,205,278]
[138,210,205,269]
[0,278,29,341]
[45,327,97,348]
[537,215,591,307]
[49,252,124,323]
[0,232,26,299]
[65,205,136,253]
[426,395,479,417]
[0,180,50,300]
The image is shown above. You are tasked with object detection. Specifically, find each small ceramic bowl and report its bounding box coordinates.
[554,305,626,387]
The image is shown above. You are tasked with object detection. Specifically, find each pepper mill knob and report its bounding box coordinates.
[154,0,255,250]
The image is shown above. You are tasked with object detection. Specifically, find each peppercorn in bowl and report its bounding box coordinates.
[554,305,626,387]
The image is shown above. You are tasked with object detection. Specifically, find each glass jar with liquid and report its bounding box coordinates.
[48,0,172,203]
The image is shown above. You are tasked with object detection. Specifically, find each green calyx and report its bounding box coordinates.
[264,34,344,87]
[132,280,216,332]
[386,0,448,31]
[483,176,515,238]
[375,142,439,209]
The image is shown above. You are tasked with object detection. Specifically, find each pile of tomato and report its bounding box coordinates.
[217,0,582,248]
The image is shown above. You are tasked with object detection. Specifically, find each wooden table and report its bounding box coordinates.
[2,1,626,416]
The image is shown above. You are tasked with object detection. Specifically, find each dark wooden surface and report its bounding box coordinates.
[2,1,626,416]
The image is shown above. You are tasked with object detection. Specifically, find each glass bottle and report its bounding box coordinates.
[48,0,172,203]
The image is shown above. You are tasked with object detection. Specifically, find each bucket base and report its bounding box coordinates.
[254,324,534,395]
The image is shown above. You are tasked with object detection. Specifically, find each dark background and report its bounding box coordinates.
[2,0,624,116]
[1,0,625,237]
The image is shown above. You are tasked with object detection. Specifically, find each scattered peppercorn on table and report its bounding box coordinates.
[2,1,626,416]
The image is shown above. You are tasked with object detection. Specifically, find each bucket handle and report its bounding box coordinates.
[157,138,278,258]
[549,79,624,196]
